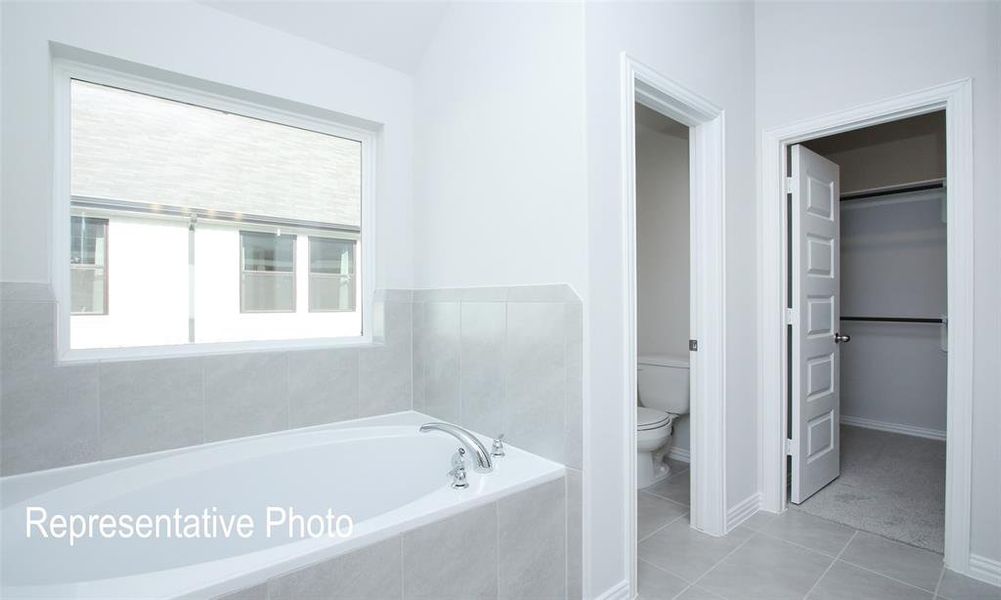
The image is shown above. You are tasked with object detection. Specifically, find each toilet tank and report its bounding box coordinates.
[638,354,690,415]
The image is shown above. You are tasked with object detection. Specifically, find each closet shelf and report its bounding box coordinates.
[840,316,944,324]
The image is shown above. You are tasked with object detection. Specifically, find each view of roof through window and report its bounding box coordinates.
[69,79,364,349]
[71,80,361,227]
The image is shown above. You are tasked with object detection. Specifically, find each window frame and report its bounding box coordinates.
[52,57,377,362]
[307,235,358,314]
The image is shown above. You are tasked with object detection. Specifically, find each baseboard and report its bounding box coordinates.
[594,579,631,600]
[726,492,761,532]
[968,554,1001,587]
[668,446,690,463]
[840,415,946,441]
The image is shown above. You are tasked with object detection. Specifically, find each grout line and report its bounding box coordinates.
[751,526,851,560]
[747,521,944,596]
[932,565,946,599]
[637,510,690,544]
[683,530,761,599]
[803,530,857,599]
[641,488,691,509]
[837,555,945,594]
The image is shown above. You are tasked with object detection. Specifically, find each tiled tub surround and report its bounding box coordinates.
[1,282,584,598]
[0,283,413,475]
[412,285,583,471]
[412,285,584,599]
[219,478,569,600]
[1,412,567,599]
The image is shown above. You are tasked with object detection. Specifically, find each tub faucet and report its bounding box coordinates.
[419,422,494,473]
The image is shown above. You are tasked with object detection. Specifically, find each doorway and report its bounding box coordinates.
[787,113,948,553]
[620,55,728,599]
[759,80,975,574]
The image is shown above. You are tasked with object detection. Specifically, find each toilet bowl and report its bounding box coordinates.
[637,407,676,487]
[637,355,690,489]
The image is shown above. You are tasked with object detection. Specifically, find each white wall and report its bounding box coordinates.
[0,1,414,289]
[586,3,758,595]
[755,0,1001,567]
[412,2,588,294]
[635,117,691,454]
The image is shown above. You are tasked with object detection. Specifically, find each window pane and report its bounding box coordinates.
[309,238,355,311]
[309,238,355,275]
[71,216,107,266]
[71,267,106,315]
[241,273,295,312]
[70,217,107,315]
[69,78,364,348]
[240,232,295,311]
[241,231,295,272]
[310,275,356,312]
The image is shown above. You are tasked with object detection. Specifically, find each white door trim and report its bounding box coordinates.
[757,79,974,573]
[621,53,727,599]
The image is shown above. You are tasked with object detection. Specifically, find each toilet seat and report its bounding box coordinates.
[637,407,673,431]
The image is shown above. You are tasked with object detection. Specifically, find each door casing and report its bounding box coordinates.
[758,80,975,575]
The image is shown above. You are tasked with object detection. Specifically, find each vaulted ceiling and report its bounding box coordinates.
[202,1,450,74]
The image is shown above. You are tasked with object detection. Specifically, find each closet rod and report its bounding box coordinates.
[840,178,945,201]
[840,316,944,324]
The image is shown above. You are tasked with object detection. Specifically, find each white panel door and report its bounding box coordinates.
[790,145,843,504]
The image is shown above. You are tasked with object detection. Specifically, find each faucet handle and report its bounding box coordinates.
[491,434,506,458]
[451,447,467,469]
[449,448,469,489]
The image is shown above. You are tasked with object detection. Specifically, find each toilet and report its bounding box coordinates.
[637,354,690,489]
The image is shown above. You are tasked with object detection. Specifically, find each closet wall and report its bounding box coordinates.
[805,112,948,438]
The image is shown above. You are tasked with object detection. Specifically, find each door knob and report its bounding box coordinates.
[834,332,851,344]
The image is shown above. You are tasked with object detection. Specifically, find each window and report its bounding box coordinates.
[70,216,108,315]
[309,237,356,312]
[61,68,370,352]
[241,231,296,313]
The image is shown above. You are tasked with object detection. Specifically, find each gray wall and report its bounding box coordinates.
[839,191,947,433]
[0,283,412,475]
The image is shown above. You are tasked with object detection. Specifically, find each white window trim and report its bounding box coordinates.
[51,58,378,363]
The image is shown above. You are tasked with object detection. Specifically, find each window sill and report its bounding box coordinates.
[58,335,378,364]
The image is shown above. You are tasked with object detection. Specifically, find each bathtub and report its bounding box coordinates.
[0,411,565,599]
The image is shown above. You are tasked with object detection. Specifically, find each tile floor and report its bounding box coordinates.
[637,461,1001,600]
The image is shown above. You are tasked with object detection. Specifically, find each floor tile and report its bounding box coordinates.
[638,518,753,583]
[758,509,856,556]
[741,510,779,532]
[645,470,691,505]
[806,560,933,600]
[638,559,689,600]
[674,586,725,600]
[666,458,690,476]
[936,569,1001,600]
[698,534,834,600]
[638,491,688,539]
[839,531,943,592]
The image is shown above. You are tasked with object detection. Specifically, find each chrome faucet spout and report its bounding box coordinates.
[419,422,494,473]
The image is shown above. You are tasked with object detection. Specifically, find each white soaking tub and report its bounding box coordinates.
[0,411,564,599]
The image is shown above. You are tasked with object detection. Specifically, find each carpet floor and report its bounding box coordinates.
[794,424,946,553]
